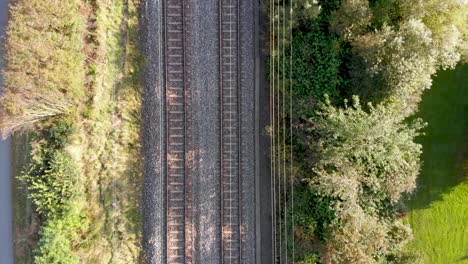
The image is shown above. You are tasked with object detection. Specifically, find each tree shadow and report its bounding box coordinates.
[406,63,468,210]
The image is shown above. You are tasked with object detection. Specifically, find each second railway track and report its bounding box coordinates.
[220,0,242,263]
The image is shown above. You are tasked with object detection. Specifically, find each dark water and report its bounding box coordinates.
[0,0,14,263]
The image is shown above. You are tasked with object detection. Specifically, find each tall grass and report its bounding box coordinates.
[0,0,86,137]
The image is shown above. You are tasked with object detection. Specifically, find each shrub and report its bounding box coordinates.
[34,204,87,264]
[34,223,78,264]
[279,20,344,119]
[331,0,372,41]
[348,19,437,113]
[332,0,468,111]
[19,120,85,263]
[19,120,79,217]
[292,183,335,242]
[309,96,425,204]
[399,0,468,67]
[21,150,80,217]
[302,96,424,262]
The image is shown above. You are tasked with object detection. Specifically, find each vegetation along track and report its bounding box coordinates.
[219,0,242,263]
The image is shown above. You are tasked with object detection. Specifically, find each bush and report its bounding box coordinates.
[332,0,468,111]
[292,183,335,242]
[0,0,86,137]
[22,150,80,217]
[278,20,344,119]
[349,19,437,113]
[35,224,78,264]
[331,0,372,40]
[19,120,78,217]
[19,120,85,263]
[302,96,423,262]
[309,96,425,205]
[399,0,468,67]
[34,204,87,264]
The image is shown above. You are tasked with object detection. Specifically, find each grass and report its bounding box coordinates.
[1,0,86,135]
[10,134,35,264]
[73,0,143,262]
[406,63,468,263]
[6,0,143,262]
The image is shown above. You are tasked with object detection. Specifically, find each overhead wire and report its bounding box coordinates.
[276,0,282,261]
[228,0,233,262]
[282,0,287,262]
[290,0,295,262]
[270,0,277,262]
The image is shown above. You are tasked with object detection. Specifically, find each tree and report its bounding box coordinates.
[331,0,372,41]
[399,0,468,67]
[350,19,437,114]
[331,0,468,113]
[303,96,424,262]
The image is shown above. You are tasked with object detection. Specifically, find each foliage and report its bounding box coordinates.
[292,183,335,242]
[297,253,321,264]
[21,150,79,217]
[310,96,425,206]
[19,120,79,218]
[350,19,436,114]
[399,0,468,66]
[272,0,467,262]
[332,0,468,111]
[331,0,372,40]
[368,0,402,29]
[34,204,87,264]
[18,120,86,263]
[292,23,342,102]
[302,96,424,262]
[35,224,78,264]
[0,0,86,137]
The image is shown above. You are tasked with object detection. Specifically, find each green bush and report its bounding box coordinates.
[291,183,335,242]
[297,253,321,264]
[277,20,344,119]
[20,120,78,217]
[35,225,78,264]
[302,96,423,262]
[22,150,79,217]
[34,204,86,264]
[332,0,468,111]
[19,120,85,263]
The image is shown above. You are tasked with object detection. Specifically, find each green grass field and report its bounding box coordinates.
[406,63,468,263]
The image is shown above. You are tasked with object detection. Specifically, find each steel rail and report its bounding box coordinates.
[165,0,187,263]
[220,0,242,262]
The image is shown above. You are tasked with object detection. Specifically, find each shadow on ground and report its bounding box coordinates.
[407,63,468,210]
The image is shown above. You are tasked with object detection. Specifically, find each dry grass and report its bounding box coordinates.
[72,0,143,262]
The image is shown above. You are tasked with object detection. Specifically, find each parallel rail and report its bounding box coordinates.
[220,0,242,263]
[164,0,244,262]
[165,0,187,263]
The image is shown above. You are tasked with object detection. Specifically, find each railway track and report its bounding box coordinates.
[165,0,188,263]
[220,0,242,263]
[162,0,243,263]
